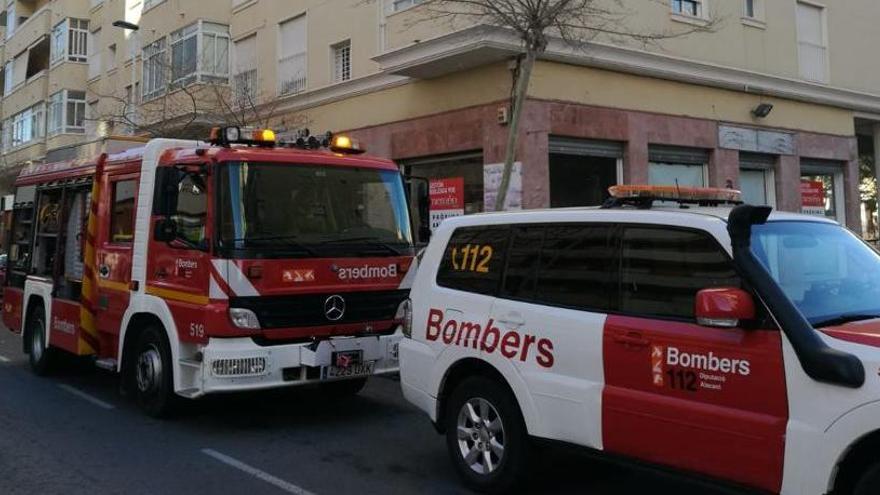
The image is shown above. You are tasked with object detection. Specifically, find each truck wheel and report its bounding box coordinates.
[320,377,368,397]
[132,325,177,418]
[445,376,529,494]
[27,304,54,376]
[854,462,880,495]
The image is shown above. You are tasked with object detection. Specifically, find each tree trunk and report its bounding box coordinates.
[494,49,537,212]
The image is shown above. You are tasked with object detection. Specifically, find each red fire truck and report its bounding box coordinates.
[2,128,419,416]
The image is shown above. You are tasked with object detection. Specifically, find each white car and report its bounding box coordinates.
[399,186,880,495]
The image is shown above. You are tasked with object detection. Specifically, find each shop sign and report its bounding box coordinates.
[800,180,826,217]
[429,177,465,231]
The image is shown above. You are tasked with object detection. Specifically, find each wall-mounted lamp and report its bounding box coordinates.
[752,103,774,118]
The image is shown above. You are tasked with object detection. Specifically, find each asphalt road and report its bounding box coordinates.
[0,330,734,495]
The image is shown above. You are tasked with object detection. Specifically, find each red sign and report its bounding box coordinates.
[429,177,464,210]
[801,181,825,207]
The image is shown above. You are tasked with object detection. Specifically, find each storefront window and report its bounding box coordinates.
[739,153,777,206]
[403,152,484,214]
[801,159,845,223]
[648,146,708,188]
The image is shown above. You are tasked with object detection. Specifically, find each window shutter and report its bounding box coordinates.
[648,145,709,165]
[234,35,257,74]
[11,52,27,87]
[549,137,624,158]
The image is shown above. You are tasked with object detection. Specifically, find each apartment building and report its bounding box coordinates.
[1,0,879,237]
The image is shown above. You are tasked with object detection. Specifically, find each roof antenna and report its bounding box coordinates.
[674,179,685,209]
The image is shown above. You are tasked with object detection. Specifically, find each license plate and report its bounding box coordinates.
[324,361,375,379]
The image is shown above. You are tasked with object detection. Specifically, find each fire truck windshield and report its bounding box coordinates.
[217,161,413,258]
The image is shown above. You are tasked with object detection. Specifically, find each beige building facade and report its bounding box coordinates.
[0,0,879,235]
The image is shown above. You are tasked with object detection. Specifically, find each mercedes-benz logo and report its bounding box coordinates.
[324,295,346,321]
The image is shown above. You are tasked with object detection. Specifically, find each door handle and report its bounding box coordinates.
[497,312,525,327]
[612,332,649,348]
[98,264,110,279]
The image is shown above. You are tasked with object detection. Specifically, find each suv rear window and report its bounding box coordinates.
[436,226,509,295]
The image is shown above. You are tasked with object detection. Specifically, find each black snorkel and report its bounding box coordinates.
[728,205,865,388]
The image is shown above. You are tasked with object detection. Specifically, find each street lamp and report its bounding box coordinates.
[112,20,140,135]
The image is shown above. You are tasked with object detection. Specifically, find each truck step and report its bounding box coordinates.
[177,388,200,398]
[95,358,117,371]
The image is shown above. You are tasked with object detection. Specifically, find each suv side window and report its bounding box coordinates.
[620,227,739,320]
[499,223,617,312]
[537,224,616,311]
[437,226,509,295]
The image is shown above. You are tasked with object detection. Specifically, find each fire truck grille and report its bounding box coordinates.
[230,290,409,330]
[211,357,268,377]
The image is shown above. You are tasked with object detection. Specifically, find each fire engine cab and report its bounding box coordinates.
[400,185,880,495]
[3,128,417,417]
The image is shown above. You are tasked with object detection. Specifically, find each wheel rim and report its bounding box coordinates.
[456,397,505,475]
[136,344,163,394]
[31,317,45,363]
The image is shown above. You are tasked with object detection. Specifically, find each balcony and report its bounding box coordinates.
[4,5,50,61]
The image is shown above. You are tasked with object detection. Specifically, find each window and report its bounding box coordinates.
[535,224,616,311]
[744,0,756,18]
[648,146,708,188]
[88,28,101,79]
[51,19,89,64]
[672,0,703,17]
[110,180,137,243]
[169,22,230,87]
[142,38,167,100]
[170,24,197,85]
[500,226,543,300]
[548,137,622,207]
[392,0,423,11]
[796,2,827,82]
[739,153,776,206]
[106,43,116,71]
[233,35,258,106]
[437,226,509,296]
[170,172,208,248]
[6,103,45,148]
[47,90,86,135]
[3,62,12,96]
[278,15,307,95]
[620,227,739,320]
[332,39,351,83]
[201,23,230,82]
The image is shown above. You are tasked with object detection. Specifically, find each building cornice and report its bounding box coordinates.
[373,24,880,115]
[271,72,411,118]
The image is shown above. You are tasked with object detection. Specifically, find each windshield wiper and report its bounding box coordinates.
[322,236,403,255]
[227,235,318,256]
[811,313,880,328]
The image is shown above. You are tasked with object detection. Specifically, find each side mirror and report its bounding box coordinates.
[406,175,431,244]
[154,218,178,243]
[695,287,755,328]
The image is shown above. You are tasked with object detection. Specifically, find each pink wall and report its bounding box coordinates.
[347,98,860,231]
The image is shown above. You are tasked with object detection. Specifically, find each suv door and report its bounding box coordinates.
[602,226,788,493]
[486,223,616,448]
[431,226,509,352]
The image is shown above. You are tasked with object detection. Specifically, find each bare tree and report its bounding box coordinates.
[89,56,292,139]
[407,0,718,210]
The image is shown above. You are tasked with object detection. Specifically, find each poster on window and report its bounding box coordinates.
[429,177,465,231]
[800,180,826,217]
[483,162,523,211]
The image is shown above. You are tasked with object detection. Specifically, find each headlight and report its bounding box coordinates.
[396,298,413,338]
[229,308,261,330]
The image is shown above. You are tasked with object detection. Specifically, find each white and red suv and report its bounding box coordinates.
[400,186,880,494]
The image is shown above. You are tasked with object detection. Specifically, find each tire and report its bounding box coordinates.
[320,377,368,397]
[445,376,529,494]
[131,325,178,418]
[26,303,54,376]
[854,462,880,495]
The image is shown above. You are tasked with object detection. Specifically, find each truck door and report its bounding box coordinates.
[95,174,138,339]
[602,226,788,493]
[146,166,211,342]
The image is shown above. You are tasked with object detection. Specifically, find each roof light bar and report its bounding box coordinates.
[604,185,743,209]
